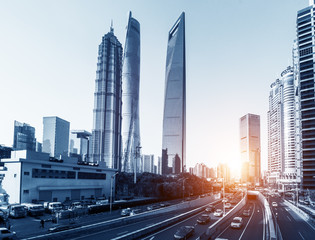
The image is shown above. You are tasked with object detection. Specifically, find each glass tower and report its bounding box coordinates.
[121,12,141,173]
[90,25,123,169]
[162,12,186,174]
[296,2,315,189]
[13,120,36,151]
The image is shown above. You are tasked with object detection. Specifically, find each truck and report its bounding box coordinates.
[43,202,63,213]
[23,203,45,216]
[8,204,27,218]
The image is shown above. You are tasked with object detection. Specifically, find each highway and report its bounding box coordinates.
[269,196,315,240]
[215,200,264,240]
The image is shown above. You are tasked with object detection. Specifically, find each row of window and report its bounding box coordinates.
[300,47,312,57]
[28,169,106,180]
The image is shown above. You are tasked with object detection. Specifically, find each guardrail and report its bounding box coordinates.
[197,194,247,240]
[22,194,220,240]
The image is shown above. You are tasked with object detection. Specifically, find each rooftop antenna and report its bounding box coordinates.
[110,19,114,33]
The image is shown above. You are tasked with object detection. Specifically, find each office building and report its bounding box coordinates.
[296,1,315,189]
[90,24,123,169]
[0,145,12,160]
[13,121,36,151]
[142,154,154,173]
[42,116,70,158]
[240,114,261,185]
[121,12,141,173]
[162,12,186,173]
[0,150,114,204]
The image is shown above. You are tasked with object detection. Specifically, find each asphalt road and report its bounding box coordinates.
[269,196,315,240]
[215,200,264,240]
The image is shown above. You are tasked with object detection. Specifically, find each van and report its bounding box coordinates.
[23,203,45,216]
[9,205,27,218]
[44,202,63,213]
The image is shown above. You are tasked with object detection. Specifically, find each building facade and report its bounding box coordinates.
[240,113,261,185]
[296,1,315,189]
[268,79,283,183]
[162,12,186,174]
[13,121,36,151]
[69,130,91,161]
[90,25,123,169]
[0,150,114,204]
[142,154,154,173]
[42,117,70,158]
[121,12,141,173]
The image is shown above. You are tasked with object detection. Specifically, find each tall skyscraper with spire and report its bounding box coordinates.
[296,0,315,189]
[161,12,186,174]
[90,24,123,169]
[121,12,141,173]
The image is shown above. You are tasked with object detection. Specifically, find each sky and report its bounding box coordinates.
[0,0,308,176]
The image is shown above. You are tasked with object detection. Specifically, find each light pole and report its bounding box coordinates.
[182,178,188,201]
[134,145,141,184]
[110,172,119,214]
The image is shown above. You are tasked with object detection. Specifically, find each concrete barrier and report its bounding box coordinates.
[283,200,309,222]
[23,194,221,240]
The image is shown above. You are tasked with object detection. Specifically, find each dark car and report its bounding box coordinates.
[197,214,210,224]
[174,226,195,239]
[48,224,81,233]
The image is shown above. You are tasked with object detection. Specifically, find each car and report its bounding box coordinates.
[48,224,81,233]
[205,205,214,212]
[272,202,278,207]
[222,198,228,203]
[224,203,232,209]
[0,227,16,239]
[213,209,223,217]
[174,226,195,239]
[230,217,243,229]
[242,209,250,217]
[197,214,210,224]
[121,208,132,216]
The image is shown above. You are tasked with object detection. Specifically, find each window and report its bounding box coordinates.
[23,190,29,194]
[78,172,106,180]
[14,174,17,178]
[41,164,51,168]
[24,172,30,176]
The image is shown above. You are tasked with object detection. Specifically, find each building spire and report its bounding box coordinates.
[110,19,114,33]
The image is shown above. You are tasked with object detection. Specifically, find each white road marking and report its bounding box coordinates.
[149,237,155,240]
[239,203,256,240]
[286,216,291,222]
[117,231,128,236]
[298,231,305,240]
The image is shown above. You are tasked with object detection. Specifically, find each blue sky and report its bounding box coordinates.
[0,0,308,174]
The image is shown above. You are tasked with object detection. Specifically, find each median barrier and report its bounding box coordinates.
[22,194,221,240]
[257,192,276,240]
[283,200,309,222]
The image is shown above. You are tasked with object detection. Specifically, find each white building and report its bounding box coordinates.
[0,150,116,204]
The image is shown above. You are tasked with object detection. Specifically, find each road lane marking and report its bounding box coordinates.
[117,231,128,236]
[149,237,155,240]
[286,216,291,222]
[239,203,256,240]
[298,232,305,240]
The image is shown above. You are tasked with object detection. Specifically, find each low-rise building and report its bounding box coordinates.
[0,150,116,204]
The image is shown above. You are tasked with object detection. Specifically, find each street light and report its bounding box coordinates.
[134,145,141,184]
[110,172,119,214]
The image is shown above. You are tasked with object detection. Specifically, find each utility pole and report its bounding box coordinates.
[110,172,118,214]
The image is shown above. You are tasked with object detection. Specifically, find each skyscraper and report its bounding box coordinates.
[42,116,70,158]
[240,113,261,185]
[161,12,186,174]
[267,67,297,186]
[13,120,36,151]
[90,24,123,169]
[121,12,141,173]
[296,1,315,189]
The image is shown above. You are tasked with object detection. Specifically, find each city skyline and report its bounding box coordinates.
[0,0,308,173]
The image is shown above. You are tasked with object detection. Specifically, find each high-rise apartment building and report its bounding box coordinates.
[268,79,283,183]
[90,25,123,169]
[13,121,36,151]
[121,12,141,173]
[268,67,297,185]
[42,116,70,158]
[142,154,154,173]
[162,12,186,174]
[296,1,315,189]
[240,114,261,185]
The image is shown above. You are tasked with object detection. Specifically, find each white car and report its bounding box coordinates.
[224,203,232,209]
[272,202,278,207]
[214,209,223,217]
[0,227,16,239]
[231,217,243,229]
